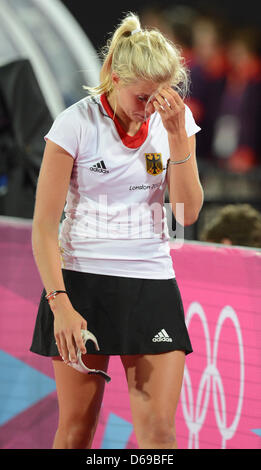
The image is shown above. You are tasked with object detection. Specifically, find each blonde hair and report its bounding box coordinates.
[84,12,190,98]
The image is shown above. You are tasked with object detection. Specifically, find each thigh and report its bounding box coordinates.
[52,354,110,426]
[120,351,185,427]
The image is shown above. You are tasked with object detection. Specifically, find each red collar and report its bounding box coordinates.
[100,93,150,149]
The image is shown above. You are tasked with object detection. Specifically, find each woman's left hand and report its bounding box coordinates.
[152,87,186,137]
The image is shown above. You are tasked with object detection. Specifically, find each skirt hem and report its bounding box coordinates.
[30,346,193,357]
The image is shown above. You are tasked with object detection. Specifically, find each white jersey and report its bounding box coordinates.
[44,93,200,279]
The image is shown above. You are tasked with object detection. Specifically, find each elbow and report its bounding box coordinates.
[177,203,203,227]
[171,186,204,227]
[184,211,200,227]
[174,210,199,227]
[184,190,204,226]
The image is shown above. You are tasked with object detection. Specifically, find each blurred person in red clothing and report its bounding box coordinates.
[212,26,261,173]
[141,5,261,174]
[161,5,197,67]
[185,9,229,164]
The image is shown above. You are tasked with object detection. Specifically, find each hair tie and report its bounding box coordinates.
[131,27,141,35]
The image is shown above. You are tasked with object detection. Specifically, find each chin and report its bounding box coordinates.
[134,114,146,122]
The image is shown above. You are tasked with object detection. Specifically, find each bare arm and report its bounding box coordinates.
[32,140,73,302]
[166,133,204,226]
[32,140,87,360]
[153,86,204,226]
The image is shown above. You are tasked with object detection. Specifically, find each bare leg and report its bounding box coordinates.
[52,354,110,449]
[121,350,185,449]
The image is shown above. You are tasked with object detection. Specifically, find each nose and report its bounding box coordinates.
[145,101,155,118]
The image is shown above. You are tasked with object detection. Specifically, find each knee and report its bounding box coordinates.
[139,414,176,448]
[66,423,93,449]
[56,419,97,449]
[149,423,176,447]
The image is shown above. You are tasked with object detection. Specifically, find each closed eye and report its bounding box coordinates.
[137,96,148,102]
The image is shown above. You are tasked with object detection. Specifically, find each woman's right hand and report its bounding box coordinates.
[51,298,87,363]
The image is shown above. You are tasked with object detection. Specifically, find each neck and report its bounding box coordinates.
[106,91,141,136]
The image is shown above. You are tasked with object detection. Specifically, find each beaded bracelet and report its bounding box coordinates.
[45,290,68,302]
[168,153,191,165]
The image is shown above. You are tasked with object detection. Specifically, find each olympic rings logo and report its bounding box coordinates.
[182,302,244,449]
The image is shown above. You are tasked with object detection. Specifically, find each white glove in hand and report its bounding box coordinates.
[67,329,111,382]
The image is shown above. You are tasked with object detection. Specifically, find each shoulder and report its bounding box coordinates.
[45,96,101,159]
[55,95,98,124]
[48,95,101,140]
[184,103,201,137]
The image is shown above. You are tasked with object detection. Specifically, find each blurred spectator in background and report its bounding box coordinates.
[140,5,228,163]
[147,4,261,176]
[140,4,196,66]
[139,4,176,43]
[161,5,196,66]
[185,8,229,165]
[139,3,261,243]
[212,26,261,173]
[199,203,261,248]
[185,6,261,174]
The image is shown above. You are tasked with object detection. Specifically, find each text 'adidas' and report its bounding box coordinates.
[152,329,173,342]
[90,160,109,173]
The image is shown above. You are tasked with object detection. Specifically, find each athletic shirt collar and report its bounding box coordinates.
[100,93,150,149]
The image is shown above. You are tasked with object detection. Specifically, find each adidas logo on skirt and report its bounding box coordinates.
[152,329,173,342]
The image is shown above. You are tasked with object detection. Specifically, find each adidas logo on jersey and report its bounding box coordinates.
[152,329,173,342]
[90,160,109,173]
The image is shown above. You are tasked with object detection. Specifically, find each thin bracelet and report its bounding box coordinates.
[168,153,191,165]
[45,290,68,301]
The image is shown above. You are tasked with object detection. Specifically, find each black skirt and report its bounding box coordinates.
[30,269,193,356]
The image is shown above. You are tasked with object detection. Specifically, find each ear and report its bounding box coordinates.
[111,71,120,87]
[221,238,233,245]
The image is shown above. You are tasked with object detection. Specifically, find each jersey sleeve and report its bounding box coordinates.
[184,103,201,137]
[44,108,79,159]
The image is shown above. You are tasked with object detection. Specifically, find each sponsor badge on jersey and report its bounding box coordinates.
[145,153,163,175]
